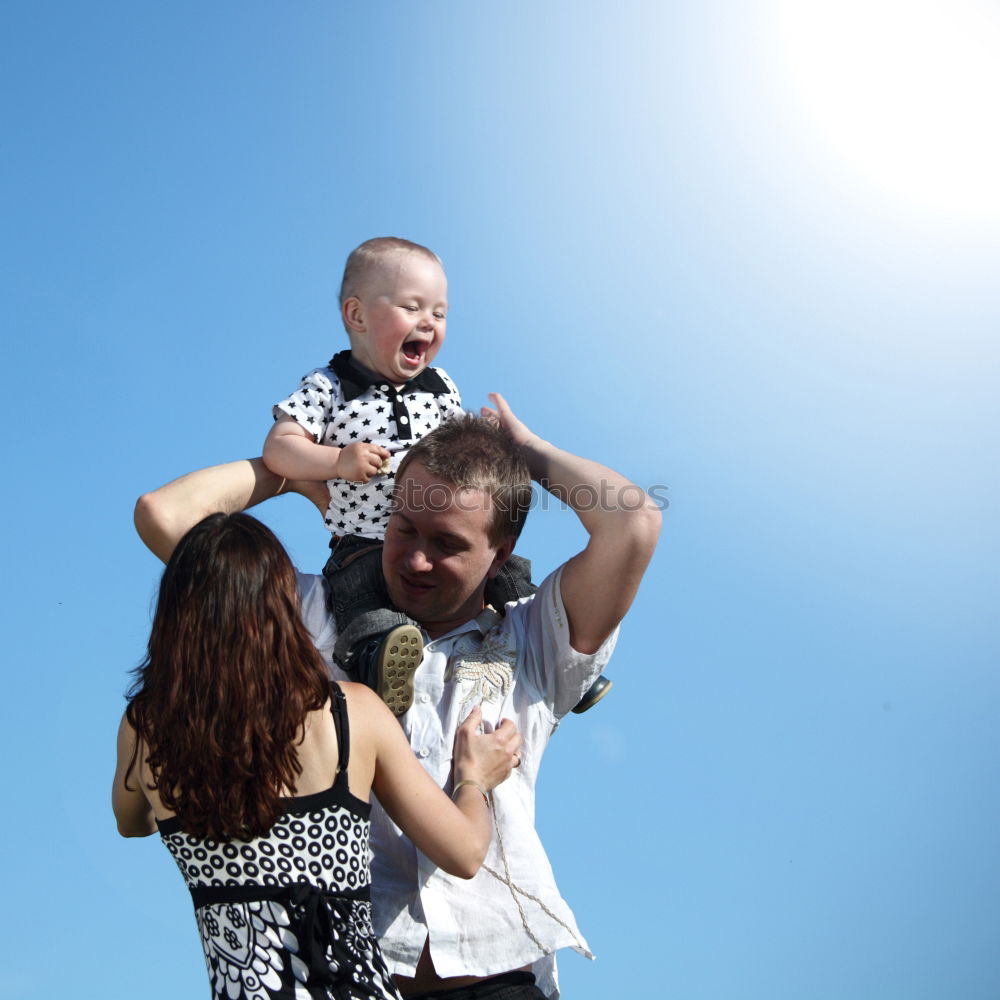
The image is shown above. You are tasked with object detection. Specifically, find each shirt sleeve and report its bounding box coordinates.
[296,571,337,671]
[511,566,618,720]
[434,367,464,420]
[273,368,339,441]
[296,571,355,682]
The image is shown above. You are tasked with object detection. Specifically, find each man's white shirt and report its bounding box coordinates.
[296,567,617,999]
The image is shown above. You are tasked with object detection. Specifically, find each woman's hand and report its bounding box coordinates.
[452,706,522,792]
[367,690,522,878]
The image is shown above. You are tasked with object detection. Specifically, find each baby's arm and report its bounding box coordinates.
[263,415,390,484]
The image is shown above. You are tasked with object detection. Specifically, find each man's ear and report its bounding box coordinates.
[342,296,365,334]
[486,537,517,579]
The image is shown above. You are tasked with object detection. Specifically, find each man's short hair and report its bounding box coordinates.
[396,414,532,545]
[339,237,443,306]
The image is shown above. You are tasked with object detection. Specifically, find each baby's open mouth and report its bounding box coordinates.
[402,340,425,362]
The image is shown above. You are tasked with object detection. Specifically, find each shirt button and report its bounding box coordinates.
[417,747,430,758]
[399,415,409,424]
[419,694,430,704]
[380,384,389,391]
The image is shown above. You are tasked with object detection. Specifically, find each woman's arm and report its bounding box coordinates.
[358,689,520,878]
[134,457,329,563]
[112,714,157,838]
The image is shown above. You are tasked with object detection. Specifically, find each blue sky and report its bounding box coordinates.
[3,2,999,998]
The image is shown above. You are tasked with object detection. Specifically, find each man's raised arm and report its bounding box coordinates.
[485,393,661,654]
[134,458,328,563]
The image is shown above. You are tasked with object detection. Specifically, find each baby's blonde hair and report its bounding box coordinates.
[339,237,443,307]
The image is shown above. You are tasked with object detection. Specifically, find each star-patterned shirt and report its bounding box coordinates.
[273,351,464,539]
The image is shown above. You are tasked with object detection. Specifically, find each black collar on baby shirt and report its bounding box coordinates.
[328,351,450,400]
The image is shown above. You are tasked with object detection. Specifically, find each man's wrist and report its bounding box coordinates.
[519,435,552,481]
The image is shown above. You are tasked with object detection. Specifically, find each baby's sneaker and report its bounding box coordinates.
[571,674,612,714]
[377,625,424,716]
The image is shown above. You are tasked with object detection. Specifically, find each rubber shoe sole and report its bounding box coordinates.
[571,675,612,714]
[378,625,423,716]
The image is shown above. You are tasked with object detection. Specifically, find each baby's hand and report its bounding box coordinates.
[336,442,392,483]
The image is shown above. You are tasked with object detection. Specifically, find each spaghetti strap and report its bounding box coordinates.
[329,681,351,783]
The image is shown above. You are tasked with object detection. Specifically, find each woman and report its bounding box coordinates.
[112,513,519,1000]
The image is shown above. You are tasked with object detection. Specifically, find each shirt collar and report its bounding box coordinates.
[424,607,503,649]
[329,350,450,401]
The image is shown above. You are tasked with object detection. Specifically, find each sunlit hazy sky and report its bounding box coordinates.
[772,0,1000,221]
[3,3,999,999]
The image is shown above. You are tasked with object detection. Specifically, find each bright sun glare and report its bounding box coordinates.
[770,0,1000,222]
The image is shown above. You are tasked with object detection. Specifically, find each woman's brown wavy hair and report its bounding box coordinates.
[125,513,330,841]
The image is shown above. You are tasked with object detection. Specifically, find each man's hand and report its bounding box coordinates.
[336,441,392,483]
[480,392,537,451]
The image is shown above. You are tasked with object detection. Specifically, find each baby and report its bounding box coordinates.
[264,237,608,716]
[266,237,460,541]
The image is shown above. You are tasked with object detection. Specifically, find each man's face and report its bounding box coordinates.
[345,254,448,388]
[383,462,513,637]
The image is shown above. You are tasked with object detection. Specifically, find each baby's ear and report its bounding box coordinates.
[342,296,365,333]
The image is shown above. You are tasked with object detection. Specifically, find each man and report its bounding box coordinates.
[135,393,660,999]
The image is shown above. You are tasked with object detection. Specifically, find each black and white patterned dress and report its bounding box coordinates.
[157,683,401,1000]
